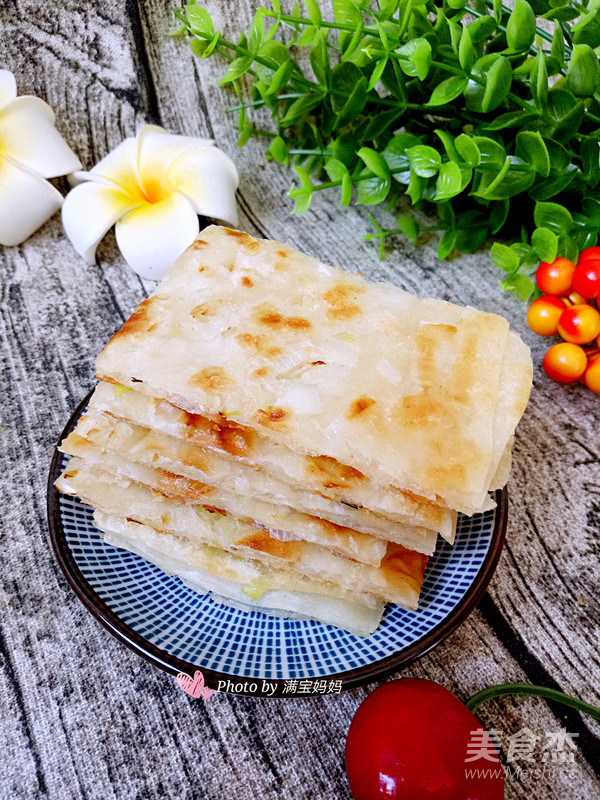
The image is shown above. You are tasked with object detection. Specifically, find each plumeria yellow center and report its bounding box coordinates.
[140,173,171,205]
[116,167,172,206]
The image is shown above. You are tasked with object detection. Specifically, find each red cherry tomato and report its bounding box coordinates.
[535,257,575,295]
[543,343,587,383]
[577,246,600,264]
[557,304,600,345]
[345,680,504,800]
[572,260,600,299]
[527,296,566,336]
[584,358,600,393]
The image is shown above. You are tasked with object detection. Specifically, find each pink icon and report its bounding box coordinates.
[176,669,215,700]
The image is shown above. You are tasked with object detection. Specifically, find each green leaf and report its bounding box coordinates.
[506,0,536,51]
[357,170,392,204]
[379,0,401,20]
[296,23,317,47]
[489,199,510,233]
[530,50,548,110]
[186,5,214,35]
[469,15,497,42]
[465,55,513,113]
[396,38,433,81]
[248,9,265,53]
[529,171,578,200]
[550,23,565,70]
[368,57,389,91]
[330,62,368,127]
[303,0,322,28]
[455,134,481,167]
[360,108,405,141]
[455,214,488,251]
[268,136,289,165]
[566,44,600,97]
[325,158,348,182]
[557,233,579,263]
[406,145,441,177]
[516,131,550,176]
[265,59,295,95]
[481,110,537,130]
[493,0,503,23]
[534,201,574,234]
[581,138,600,187]
[279,93,323,126]
[438,228,457,259]
[471,137,506,169]
[219,55,255,85]
[291,188,313,213]
[357,148,391,180]
[500,273,537,301]
[435,161,463,200]
[332,0,362,31]
[458,25,476,72]
[397,214,420,244]
[406,171,425,203]
[383,134,418,177]
[491,242,520,272]
[340,172,353,206]
[531,227,558,262]
[543,7,579,21]
[552,101,585,142]
[310,32,330,87]
[435,129,461,164]
[236,118,252,147]
[427,76,468,106]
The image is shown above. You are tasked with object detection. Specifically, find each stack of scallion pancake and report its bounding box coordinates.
[55,226,532,636]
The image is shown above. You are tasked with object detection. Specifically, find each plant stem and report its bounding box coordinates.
[465,683,600,722]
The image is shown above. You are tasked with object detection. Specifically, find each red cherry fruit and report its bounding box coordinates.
[572,260,600,299]
[345,679,504,800]
[535,257,575,295]
[577,246,600,264]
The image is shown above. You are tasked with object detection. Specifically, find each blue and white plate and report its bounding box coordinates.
[47,392,507,697]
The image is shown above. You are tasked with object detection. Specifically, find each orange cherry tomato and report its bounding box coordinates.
[527,296,566,336]
[535,257,575,295]
[577,246,600,264]
[543,343,588,382]
[572,260,600,299]
[584,358,600,393]
[558,304,600,345]
[564,290,588,307]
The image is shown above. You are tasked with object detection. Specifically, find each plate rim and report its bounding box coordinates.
[47,389,508,697]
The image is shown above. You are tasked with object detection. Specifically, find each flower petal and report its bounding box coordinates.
[80,136,143,199]
[0,96,81,177]
[62,182,141,264]
[0,70,17,109]
[137,125,214,199]
[115,192,199,280]
[165,146,239,226]
[0,157,63,245]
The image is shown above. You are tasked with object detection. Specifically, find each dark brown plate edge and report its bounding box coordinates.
[47,388,508,698]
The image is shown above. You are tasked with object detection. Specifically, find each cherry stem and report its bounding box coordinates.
[465,683,600,722]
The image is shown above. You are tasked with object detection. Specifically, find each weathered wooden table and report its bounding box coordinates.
[1,1,599,798]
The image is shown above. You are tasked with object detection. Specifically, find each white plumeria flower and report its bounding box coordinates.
[0,69,81,246]
[62,125,239,280]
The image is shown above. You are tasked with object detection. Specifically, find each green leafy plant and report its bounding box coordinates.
[174,0,600,300]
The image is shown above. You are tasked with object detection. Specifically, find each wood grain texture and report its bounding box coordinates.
[0,1,598,798]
